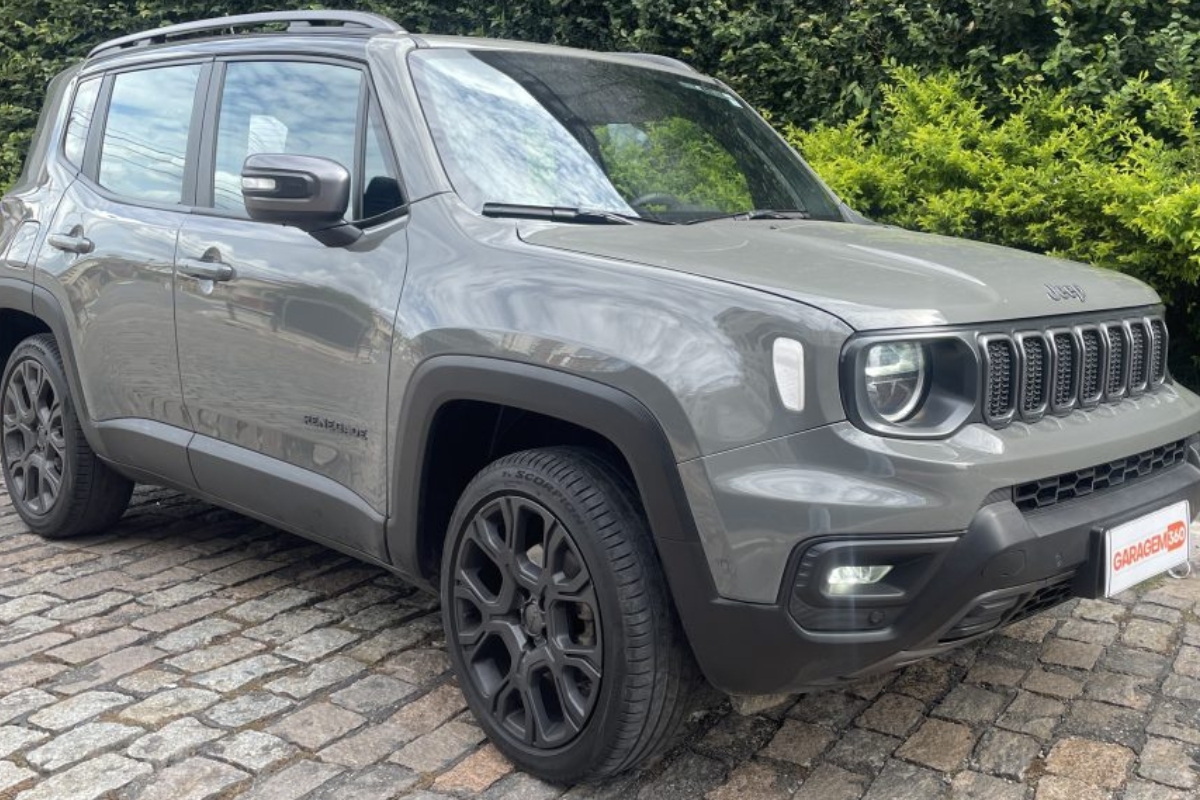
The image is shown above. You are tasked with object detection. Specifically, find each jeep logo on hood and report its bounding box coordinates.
[1046,283,1087,303]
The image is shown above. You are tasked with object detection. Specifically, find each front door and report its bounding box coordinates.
[175,58,408,558]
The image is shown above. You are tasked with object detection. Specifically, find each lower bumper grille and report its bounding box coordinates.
[1013,439,1189,512]
[941,573,1075,642]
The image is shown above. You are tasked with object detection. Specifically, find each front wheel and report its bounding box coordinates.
[441,447,694,782]
[0,334,132,538]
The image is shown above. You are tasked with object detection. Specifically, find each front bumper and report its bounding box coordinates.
[662,437,1200,696]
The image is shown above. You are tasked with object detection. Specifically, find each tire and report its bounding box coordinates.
[441,446,695,782]
[0,334,133,538]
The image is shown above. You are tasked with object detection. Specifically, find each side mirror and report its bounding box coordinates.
[241,154,361,247]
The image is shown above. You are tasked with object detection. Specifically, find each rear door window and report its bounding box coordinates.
[98,65,203,203]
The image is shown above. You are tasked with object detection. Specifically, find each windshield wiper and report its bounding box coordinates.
[482,203,637,225]
[685,209,811,224]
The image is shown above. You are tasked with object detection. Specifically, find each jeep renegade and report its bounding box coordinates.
[2,11,1198,782]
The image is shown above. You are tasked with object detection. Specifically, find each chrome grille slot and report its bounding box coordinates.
[983,337,1016,423]
[1019,334,1048,416]
[1150,318,1168,384]
[1127,320,1149,393]
[979,314,1168,429]
[1080,327,1103,405]
[1050,331,1077,412]
[1105,323,1127,398]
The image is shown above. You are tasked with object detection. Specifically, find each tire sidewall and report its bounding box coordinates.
[0,339,81,533]
[441,457,637,781]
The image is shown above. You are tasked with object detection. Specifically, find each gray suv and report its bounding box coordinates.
[3,10,1199,782]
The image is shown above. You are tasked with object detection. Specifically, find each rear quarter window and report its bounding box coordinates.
[63,77,101,168]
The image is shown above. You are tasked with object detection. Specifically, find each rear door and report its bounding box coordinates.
[174,57,408,558]
[36,61,209,484]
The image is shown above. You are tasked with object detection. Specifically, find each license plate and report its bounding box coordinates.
[1105,501,1191,597]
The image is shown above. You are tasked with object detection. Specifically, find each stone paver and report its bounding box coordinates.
[0,485,1195,798]
[125,717,224,765]
[15,752,151,800]
[27,690,132,730]
[1044,736,1135,789]
[268,701,365,750]
[129,756,250,800]
[205,730,296,771]
[26,721,143,770]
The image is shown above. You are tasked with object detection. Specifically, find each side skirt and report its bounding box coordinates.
[97,418,393,567]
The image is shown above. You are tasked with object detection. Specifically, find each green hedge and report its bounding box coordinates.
[2,1,1198,379]
[789,70,1200,384]
[6,1,1200,189]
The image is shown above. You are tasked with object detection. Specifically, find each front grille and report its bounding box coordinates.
[1020,335,1047,413]
[942,573,1075,642]
[1128,321,1149,390]
[1105,323,1126,397]
[984,338,1017,421]
[981,314,1168,428]
[1051,332,1075,409]
[1150,318,1168,382]
[1080,327,1103,403]
[1013,439,1189,511]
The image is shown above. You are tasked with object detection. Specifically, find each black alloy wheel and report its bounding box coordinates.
[3,356,66,514]
[442,447,695,782]
[0,335,132,538]
[451,493,603,748]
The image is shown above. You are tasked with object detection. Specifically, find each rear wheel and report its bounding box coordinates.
[0,335,132,538]
[441,447,694,782]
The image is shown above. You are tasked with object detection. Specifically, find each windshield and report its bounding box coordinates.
[408,49,842,223]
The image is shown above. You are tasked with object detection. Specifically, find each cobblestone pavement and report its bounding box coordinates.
[0,484,1198,799]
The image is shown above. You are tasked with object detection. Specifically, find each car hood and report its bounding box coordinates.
[519,219,1159,330]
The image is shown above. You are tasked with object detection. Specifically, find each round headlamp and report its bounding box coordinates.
[863,341,929,423]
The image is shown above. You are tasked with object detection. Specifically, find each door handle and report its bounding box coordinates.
[179,258,235,282]
[47,233,94,255]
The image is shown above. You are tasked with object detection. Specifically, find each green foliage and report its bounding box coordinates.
[1,1,1199,380]
[595,119,752,212]
[789,70,1200,383]
[6,1,1200,191]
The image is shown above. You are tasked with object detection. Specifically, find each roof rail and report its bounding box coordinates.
[88,11,404,59]
[622,52,697,73]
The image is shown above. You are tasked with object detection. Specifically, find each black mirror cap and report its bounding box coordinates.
[241,154,361,246]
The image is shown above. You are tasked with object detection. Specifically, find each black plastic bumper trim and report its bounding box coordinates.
[662,458,1200,695]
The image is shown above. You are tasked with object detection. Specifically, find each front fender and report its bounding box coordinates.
[386,355,703,574]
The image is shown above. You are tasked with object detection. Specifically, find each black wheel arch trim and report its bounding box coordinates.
[387,355,745,690]
[387,355,705,581]
[0,277,35,315]
[28,283,107,458]
[0,280,108,461]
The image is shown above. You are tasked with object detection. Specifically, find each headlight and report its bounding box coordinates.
[863,341,928,423]
[842,333,979,439]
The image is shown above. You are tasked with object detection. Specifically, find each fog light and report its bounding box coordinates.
[826,565,893,589]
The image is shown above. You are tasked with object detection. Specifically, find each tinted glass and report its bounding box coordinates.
[213,61,362,213]
[99,65,201,203]
[64,77,100,167]
[361,104,403,219]
[409,50,841,222]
